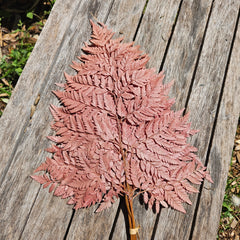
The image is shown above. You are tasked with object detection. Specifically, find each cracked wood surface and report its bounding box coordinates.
[0,0,239,239]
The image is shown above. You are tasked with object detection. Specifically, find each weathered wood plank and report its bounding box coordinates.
[154,0,240,239]
[3,1,154,239]
[65,204,120,240]
[0,0,239,239]
[105,0,147,41]
[191,13,240,239]
[111,0,213,239]
[0,0,115,239]
[135,0,182,70]
[0,0,82,181]
[110,1,184,238]
[162,0,213,108]
[65,1,148,239]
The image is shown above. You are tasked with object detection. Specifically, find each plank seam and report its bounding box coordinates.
[62,2,120,238]
[108,201,121,240]
[183,0,215,114]
[150,211,161,240]
[188,6,240,240]
[63,209,76,240]
[133,0,149,41]
[159,0,184,72]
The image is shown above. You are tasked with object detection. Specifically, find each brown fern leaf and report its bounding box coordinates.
[32,20,212,213]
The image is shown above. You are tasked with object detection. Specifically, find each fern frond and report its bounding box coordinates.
[32,20,212,214]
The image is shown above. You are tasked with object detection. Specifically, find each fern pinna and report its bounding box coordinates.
[32,20,212,239]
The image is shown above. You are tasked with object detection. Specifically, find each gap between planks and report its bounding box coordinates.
[189,6,240,240]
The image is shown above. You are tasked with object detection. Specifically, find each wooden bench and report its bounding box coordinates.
[0,0,239,239]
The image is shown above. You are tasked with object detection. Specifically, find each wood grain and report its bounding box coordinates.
[154,0,240,239]
[105,0,147,42]
[66,1,147,239]
[0,0,82,181]
[66,203,120,240]
[110,1,184,239]
[191,12,240,239]
[112,0,212,239]
[135,0,182,70]
[162,0,212,108]
[0,0,115,239]
[0,0,239,239]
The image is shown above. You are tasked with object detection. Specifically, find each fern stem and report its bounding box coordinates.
[125,183,138,240]
[113,94,139,239]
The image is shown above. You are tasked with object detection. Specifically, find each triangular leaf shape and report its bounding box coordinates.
[32,20,212,214]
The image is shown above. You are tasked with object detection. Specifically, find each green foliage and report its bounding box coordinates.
[0,41,34,84]
[0,79,12,116]
[219,151,240,237]
[220,167,235,219]
[0,42,33,116]
[221,194,234,219]
[0,19,34,115]
[0,0,56,117]
[26,0,56,29]
[27,12,34,19]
